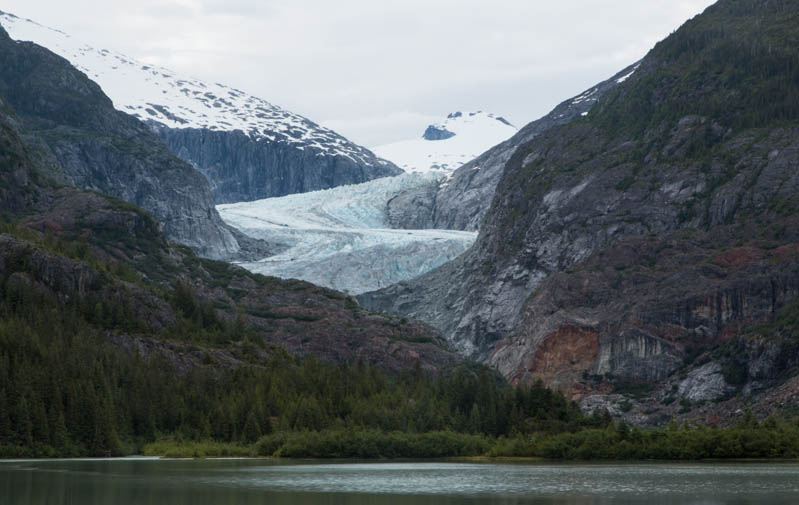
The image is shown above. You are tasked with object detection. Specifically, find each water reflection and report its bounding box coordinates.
[1,459,799,505]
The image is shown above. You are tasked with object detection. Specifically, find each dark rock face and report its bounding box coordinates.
[385,180,438,229]
[422,125,456,141]
[430,65,637,232]
[0,26,244,260]
[361,0,799,415]
[155,126,402,204]
[0,101,41,215]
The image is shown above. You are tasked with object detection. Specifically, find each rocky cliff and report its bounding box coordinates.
[155,125,401,204]
[0,25,245,260]
[429,65,638,232]
[361,0,799,418]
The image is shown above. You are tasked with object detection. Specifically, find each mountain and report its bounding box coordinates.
[0,23,250,260]
[361,0,799,422]
[0,10,402,204]
[0,15,487,457]
[380,67,639,233]
[218,172,476,294]
[0,57,459,388]
[373,111,517,174]
[430,66,639,232]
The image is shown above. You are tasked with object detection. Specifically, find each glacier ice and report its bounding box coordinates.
[218,173,477,294]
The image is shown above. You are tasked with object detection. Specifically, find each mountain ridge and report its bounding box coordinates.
[0,10,402,204]
[0,23,253,260]
[360,0,799,422]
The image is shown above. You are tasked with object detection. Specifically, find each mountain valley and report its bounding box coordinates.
[0,0,798,461]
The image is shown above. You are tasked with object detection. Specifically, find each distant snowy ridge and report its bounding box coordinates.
[218,173,477,294]
[374,111,517,174]
[0,10,390,167]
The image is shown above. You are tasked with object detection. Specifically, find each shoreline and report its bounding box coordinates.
[2,455,798,464]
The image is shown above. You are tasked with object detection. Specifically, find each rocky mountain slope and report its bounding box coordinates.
[0,10,401,204]
[0,24,247,260]
[373,111,517,174]
[217,173,476,294]
[361,0,799,420]
[383,65,640,232]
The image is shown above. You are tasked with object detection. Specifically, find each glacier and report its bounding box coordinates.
[218,173,477,294]
[216,112,522,293]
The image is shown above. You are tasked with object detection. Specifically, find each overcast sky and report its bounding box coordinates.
[3,0,716,146]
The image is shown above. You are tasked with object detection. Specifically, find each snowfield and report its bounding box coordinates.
[218,173,477,294]
[373,111,517,174]
[0,10,390,168]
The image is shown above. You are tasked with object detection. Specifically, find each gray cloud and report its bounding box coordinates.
[2,0,716,146]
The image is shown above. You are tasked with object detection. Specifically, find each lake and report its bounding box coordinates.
[1,458,799,504]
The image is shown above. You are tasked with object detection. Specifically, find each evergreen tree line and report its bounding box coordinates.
[0,260,586,457]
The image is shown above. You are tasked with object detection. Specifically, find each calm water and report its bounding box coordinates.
[1,458,799,505]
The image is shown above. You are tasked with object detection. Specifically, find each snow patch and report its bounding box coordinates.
[616,63,641,84]
[373,111,516,174]
[572,89,598,105]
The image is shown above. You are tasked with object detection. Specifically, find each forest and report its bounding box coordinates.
[2,246,799,460]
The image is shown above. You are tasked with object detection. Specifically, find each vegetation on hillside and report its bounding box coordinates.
[0,256,583,457]
[595,0,799,138]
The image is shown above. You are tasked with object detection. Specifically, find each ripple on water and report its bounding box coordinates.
[198,462,799,498]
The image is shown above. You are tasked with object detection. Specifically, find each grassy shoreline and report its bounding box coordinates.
[7,420,799,461]
[134,423,799,461]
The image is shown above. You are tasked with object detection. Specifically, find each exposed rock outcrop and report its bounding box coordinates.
[423,125,456,141]
[489,223,799,395]
[155,125,402,204]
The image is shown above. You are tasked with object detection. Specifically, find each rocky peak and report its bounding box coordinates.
[423,124,456,141]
